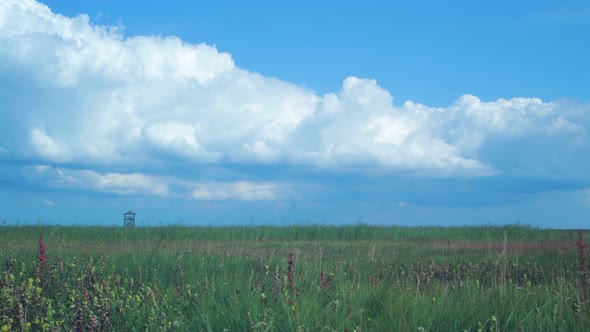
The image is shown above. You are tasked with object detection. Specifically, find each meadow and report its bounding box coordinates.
[0,224,588,331]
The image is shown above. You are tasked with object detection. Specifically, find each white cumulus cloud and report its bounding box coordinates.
[1,0,589,198]
[33,165,170,196]
[28,164,285,201]
[142,122,218,161]
[192,181,280,201]
[29,128,68,162]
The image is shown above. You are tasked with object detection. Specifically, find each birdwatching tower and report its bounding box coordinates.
[123,210,136,227]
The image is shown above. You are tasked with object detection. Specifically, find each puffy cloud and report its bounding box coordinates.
[0,0,234,85]
[1,0,589,201]
[93,172,170,196]
[29,128,67,162]
[192,181,280,201]
[33,165,170,196]
[27,164,284,201]
[287,80,496,176]
[1,0,319,167]
[142,122,219,161]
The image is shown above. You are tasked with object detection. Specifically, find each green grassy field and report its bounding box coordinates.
[0,225,588,331]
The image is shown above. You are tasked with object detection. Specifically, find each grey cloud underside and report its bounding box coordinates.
[1,0,589,202]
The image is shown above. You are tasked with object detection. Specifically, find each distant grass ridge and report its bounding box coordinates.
[0,223,571,243]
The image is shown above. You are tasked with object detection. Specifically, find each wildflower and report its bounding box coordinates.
[288,253,294,293]
[573,297,581,320]
[5,256,14,272]
[490,315,497,331]
[38,235,46,288]
[273,265,280,295]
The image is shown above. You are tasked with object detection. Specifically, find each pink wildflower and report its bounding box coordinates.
[38,235,46,288]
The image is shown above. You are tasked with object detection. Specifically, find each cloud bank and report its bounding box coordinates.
[1,0,589,202]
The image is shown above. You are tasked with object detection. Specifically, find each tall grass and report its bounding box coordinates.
[0,225,588,331]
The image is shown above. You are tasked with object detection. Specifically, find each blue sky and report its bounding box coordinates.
[1,0,589,227]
